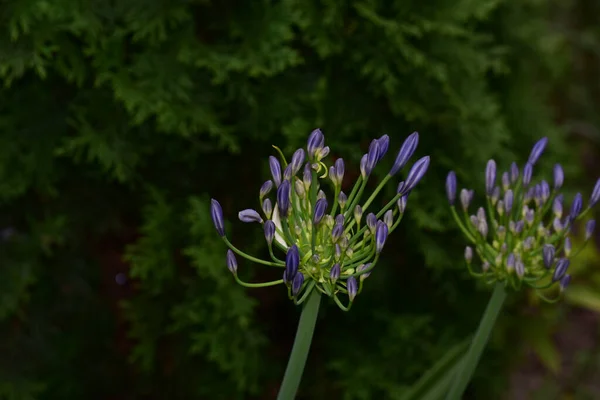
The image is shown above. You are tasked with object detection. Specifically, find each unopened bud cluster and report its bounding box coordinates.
[211,129,430,310]
[446,137,600,300]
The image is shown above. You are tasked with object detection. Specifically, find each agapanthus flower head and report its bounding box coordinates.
[445,138,599,300]
[210,129,429,310]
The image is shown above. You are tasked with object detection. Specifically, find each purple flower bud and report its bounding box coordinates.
[510,162,519,183]
[506,253,515,271]
[357,263,372,281]
[260,180,273,198]
[365,140,380,176]
[283,164,293,181]
[307,129,325,158]
[347,276,358,302]
[366,213,377,234]
[523,236,534,251]
[543,244,555,269]
[264,220,275,245]
[397,195,408,213]
[286,245,300,279]
[375,220,389,253]
[292,272,305,296]
[570,193,583,220]
[491,187,500,206]
[528,137,548,165]
[553,195,563,217]
[316,146,330,160]
[294,180,306,198]
[501,172,510,191]
[590,178,600,207]
[525,208,535,225]
[283,269,291,285]
[330,263,340,281]
[585,219,596,240]
[331,223,344,242]
[485,160,496,195]
[552,258,570,282]
[559,274,571,292]
[397,181,405,194]
[290,148,305,175]
[553,164,564,190]
[239,209,263,223]
[460,189,474,211]
[504,189,513,213]
[376,134,390,161]
[277,180,291,217]
[446,171,457,205]
[523,162,533,186]
[335,214,344,225]
[210,199,226,237]
[465,246,473,263]
[262,199,273,219]
[226,250,237,274]
[564,237,572,256]
[540,180,550,203]
[313,198,328,225]
[383,210,393,229]
[269,156,282,187]
[390,132,419,176]
[334,158,345,185]
[515,260,525,278]
[338,191,348,209]
[360,154,369,178]
[477,218,488,238]
[335,244,342,260]
[354,205,363,223]
[303,163,312,189]
[404,156,430,192]
[516,220,525,233]
[553,217,563,233]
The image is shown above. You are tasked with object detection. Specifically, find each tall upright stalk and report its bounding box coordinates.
[277,290,322,400]
[445,282,507,400]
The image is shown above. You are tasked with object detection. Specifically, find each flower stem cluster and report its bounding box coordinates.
[446,138,600,301]
[211,129,430,310]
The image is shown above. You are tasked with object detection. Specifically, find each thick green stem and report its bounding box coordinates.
[277,289,322,400]
[445,282,507,400]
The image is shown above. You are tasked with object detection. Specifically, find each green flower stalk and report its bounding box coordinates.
[210,128,430,399]
[444,137,600,400]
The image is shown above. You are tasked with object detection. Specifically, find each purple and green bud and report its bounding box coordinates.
[383,210,394,229]
[515,260,525,278]
[366,213,377,234]
[559,274,571,292]
[226,250,237,274]
[523,162,533,186]
[285,245,299,280]
[364,140,380,176]
[506,253,515,272]
[334,158,345,185]
[330,263,340,282]
[260,180,274,198]
[290,148,305,175]
[292,272,305,296]
[376,135,390,162]
[553,196,563,218]
[553,164,564,190]
[277,180,291,217]
[303,163,312,190]
[485,160,496,195]
[357,263,372,281]
[569,193,583,220]
[446,171,457,205]
[210,199,226,237]
[552,258,570,282]
[390,131,419,176]
[307,129,324,159]
[375,221,389,253]
[460,189,474,211]
[590,178,600,207]
[564,237,572,256]
[338,191,348,209]
[510,162,519,183]
[397,195,408,213]
[313,198,328,225]
[528,137,548,165]
[504,190,513,213]
[347,276,358,302]
[501,172,510,191]
[404,156,430,192]
[239,209,263,223]
[269,156,282,187]
[543,244,555,268]
[264,220,275,245]
[465,246,473,264]
[331,223,344,242]
[585,219,595,240]
[262,199,273,219]
[294,180,306,198]
[359,154,369,178]
[354,205,363,224]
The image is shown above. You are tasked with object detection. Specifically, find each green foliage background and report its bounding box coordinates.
[0,0,597,399]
